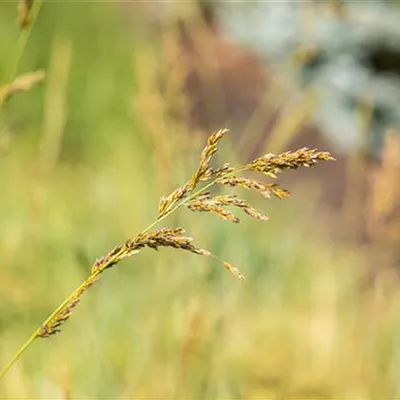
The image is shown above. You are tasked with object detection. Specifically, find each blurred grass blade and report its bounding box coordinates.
[266,88,319,153]
[40,37,72,174]
[18,0,34,29]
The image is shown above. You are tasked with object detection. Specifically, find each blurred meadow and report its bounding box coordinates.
[1,1,400,398]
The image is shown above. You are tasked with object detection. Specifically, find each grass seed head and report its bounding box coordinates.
[33,129,333,341]
[248,148,334,176]
[0,70,45,104]
[126,228,210,257]
[216,176,290,199]
[187,193,269,222]
[212,163,235,177]
[195,128,228,179]
[158,129,229,217]
[223,262,246,280]
[188,198,241,223]
[38,274,99,338]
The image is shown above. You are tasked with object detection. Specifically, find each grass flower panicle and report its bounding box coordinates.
[0,128,333,380]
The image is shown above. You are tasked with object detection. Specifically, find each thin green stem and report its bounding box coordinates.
[0,271,100,380]
[147,165,249,232]
[0,330,38,380]
[0,1,46,381]
[3,1,43,84]
[0,0,43,129]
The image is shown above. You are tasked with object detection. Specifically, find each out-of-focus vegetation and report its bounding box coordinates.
[1,1,400,398]
[219,1,400,154]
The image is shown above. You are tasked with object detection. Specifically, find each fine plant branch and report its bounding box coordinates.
[0,70,45,105]
[0,129,333,380]
[0,0,43,130]
[6,0,43,82]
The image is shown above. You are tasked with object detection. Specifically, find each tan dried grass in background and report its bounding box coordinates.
[366,130,400,262]
[132,24,196,192]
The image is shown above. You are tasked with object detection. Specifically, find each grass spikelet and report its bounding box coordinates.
[187,193,269,222]
[44,228,212,338]
[92,228,211,275]
[216,176,290,199]
[195,128,228,180]
[223,261,246,280]
[158,128,228,217]
[126,228,210,256]
[188,194,241,223]
[213,163,235,177]
[267,183,291,199]
[38,274,99,338]
[158,182,193,217]
[211,194,269,221]
[0,69,45,104]
[0,128,333,380]
[247,148,335,177]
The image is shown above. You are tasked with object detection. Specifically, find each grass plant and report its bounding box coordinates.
[2,2,400,398]
[0,127,333,379]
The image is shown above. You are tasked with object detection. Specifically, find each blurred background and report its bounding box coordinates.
[1,1,400,398]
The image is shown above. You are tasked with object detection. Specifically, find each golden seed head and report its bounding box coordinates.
[248,148,334,176]
[216,176,291,200]
[38,274,99,338]
[188,194,268,222]
[35,128,334,341]
[0,70,45,104]
[197,128,228,175]
[188,199,241,223]
[158,129,229,217]
[223,262,246,280]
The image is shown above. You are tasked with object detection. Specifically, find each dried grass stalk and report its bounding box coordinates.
[0,128,333,380]
[0,70,45,104]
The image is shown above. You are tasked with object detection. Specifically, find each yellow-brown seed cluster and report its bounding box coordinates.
[37,129,333,338]
[126,228,211,256]
[158,129,228,217]
[216,176,290,199]
[247,148,334,178]
[188,193,268,223]
[90,227,212,276]
[195,128,228,180]
[223,262,246,280]
[0,70,45,105]
[39,228,212,337]
[38,274,99,338]
[188,194,240,223]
